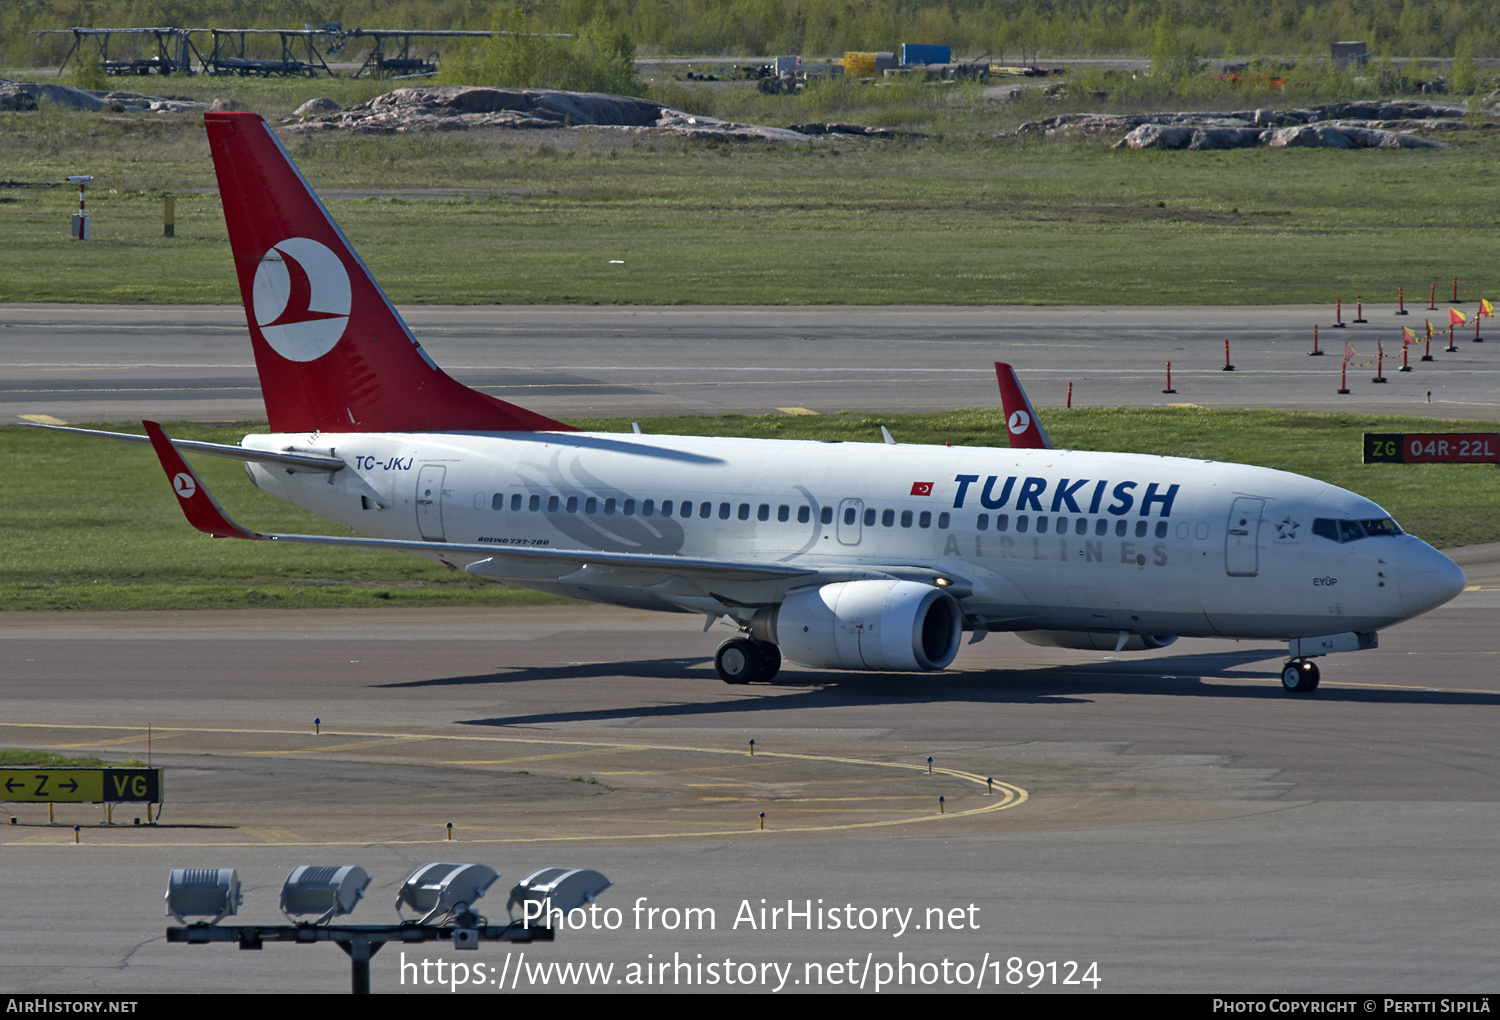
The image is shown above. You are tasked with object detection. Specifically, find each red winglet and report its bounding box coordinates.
[994,362,1053,450]
[142,421,264,540]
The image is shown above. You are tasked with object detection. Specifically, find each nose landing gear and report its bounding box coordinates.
[1281,659,1321,693]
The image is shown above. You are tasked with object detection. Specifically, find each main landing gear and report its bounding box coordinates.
[715,636,782,684]
[1281,659,1321,693]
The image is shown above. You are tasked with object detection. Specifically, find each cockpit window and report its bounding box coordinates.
[1313,517,1404,543]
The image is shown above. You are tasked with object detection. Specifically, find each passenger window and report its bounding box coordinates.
[797,506,809,524]
[738,503,750,520]
[844,507,856,525]
[757,503,769,522]
[1016,515,1029,533]
[586,497,598,514]
[492,493,505,511]
[511,493,522,511]
[547,495,559,512]
[1056,516,1068,532]
[1036,516,1049,534]
[778,505,789,522]
[567,496,579,513]
[1155,521,1168,538]
[528,494,541,512]
[623,499,636,516]
[937,512,950,529]
[863,508,876,527]
[720,502,732,520]
[1135,520,1148,538]
[642,499,655,517]
[1096,519,1108,536]
[977,514,989,532]
[700,501,712,518]
[901,510,913,528]
[821,507,833,525]
[919,511,931,528]
[995,513,1008,532]
[882,509,895,527]
[1075,518,1088,536]
[1115,520,1128,537]
[604,498,616,515]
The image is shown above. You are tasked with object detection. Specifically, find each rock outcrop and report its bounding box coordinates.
[283,85,814,142]
[0,80,208,113]
[1019,101,1461,150]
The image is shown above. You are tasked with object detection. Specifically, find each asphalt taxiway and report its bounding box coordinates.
[7,302,1500,424]
[2,576,1498,993]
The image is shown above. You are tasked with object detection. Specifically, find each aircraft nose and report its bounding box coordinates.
[1396,541,1466,617]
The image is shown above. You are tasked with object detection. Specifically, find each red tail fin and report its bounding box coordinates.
[204,112,574,434]
[994,362,1053,450]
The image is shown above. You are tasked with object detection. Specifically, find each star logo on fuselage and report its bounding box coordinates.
[1275,516,1300,540]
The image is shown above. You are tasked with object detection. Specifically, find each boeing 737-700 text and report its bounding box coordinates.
[42,112,1466,692]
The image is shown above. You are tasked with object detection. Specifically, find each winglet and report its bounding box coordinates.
[142,421,264,540]
[994,362,1053,450]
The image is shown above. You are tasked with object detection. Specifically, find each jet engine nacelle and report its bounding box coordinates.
[1015,630,1178,652]
[752,580,963,671]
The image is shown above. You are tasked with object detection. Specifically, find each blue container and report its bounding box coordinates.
[900,43,951,66]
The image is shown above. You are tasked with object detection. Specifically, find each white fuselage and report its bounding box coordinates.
[244,430,1461,642]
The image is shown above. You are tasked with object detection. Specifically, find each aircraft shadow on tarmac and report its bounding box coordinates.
[380,647,1500,730]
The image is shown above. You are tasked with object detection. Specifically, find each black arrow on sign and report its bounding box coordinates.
[59,779,78,793]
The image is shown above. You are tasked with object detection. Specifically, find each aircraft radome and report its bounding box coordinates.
[39,112,1466,693]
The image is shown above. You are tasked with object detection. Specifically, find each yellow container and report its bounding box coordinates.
[843,51,877,77]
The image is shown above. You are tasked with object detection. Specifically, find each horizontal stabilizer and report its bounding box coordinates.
[26,423,345,472]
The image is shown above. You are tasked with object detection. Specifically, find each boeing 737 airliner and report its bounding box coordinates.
[47,113,1466,692]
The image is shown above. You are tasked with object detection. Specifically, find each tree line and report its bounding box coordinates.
[8,0,1500,70]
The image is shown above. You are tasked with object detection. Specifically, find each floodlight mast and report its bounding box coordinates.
[164,861,603,994]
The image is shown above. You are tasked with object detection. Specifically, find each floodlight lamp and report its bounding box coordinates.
[395,863,498,925]
[280,864,370,925]
[165,868,242,926]
[507,867,611,922]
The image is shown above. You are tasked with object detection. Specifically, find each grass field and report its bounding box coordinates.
[4,100,1500,306]
[4,79,1498,613]
[4,407,1495,612]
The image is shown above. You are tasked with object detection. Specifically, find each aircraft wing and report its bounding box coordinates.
[141,420,949,588]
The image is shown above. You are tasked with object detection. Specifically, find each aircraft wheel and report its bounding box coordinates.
[1281,660,1320,693]
[715,637,761,684]
[753,642,782,682]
